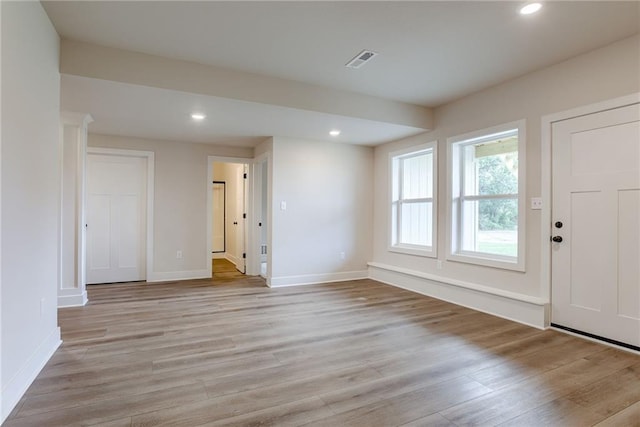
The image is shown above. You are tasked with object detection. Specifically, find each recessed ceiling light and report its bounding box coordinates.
[329,130,341,137]
[191,113,206,120]
[520,3,542,15]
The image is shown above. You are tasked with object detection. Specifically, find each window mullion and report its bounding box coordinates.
[401,197,433,203]
[461,194,518,201]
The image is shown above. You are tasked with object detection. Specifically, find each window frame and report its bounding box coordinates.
[447,120,526,271]
[388,141,438,258]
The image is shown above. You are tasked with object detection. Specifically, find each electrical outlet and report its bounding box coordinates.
[531,197,543,210]
[437,260,443,270]
[176,250,183,259]
[40,298,45,317]
[340,252,345,260]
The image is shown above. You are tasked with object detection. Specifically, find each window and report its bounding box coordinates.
[448,121,525,271]
[389,142,437,257]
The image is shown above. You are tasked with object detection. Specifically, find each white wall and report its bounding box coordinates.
[270,137,373,286]
[88,134,252,281]
[371,35,640,327]
[1,2,61,422]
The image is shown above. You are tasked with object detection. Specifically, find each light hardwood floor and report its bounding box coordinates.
[5,274,640,426]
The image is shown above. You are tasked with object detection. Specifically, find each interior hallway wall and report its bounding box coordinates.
[1,2,61,421]
[269,137,374,286]
[88,133,252,281]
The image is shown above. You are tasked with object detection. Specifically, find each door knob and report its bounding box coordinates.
[555,221,563,228]
[552,236,563,243]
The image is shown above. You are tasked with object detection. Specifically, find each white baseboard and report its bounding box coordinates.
[268,270,368,288]
[225,253,240,268]
[57,289,88,307]
[368,262,548,329]
[1,326,61,424]
[147,269,211,283]
[211,252,225,260]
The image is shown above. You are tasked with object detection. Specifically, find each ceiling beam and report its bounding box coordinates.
[60,40,433,131]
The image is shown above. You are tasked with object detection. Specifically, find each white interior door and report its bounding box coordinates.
[86,154,147,284]
[551,102,640,348]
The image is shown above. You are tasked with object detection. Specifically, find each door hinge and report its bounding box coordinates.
[243,213,246,219]
[242,253,246,259]
[243,173,247,179]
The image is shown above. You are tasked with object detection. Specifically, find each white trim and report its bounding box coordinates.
[268,270,368,288]
[58,113,93,307]
[61,112,93,127]
[250,152,271,281]
[388,140,438,258]
[446,119,526,272]
[540,93,640,305]
[368,262,547,329]
[86,147,155,283]
[57,289,88,307]
[1,327,61,424]
[147,269,210,283]
[225,252,241,269]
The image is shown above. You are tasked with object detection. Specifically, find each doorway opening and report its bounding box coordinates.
[207,155,270,281]
[209,160,248,276]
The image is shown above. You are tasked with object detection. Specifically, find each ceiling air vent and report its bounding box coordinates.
[345,50,378,69]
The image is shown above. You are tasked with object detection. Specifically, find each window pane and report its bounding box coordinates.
[391,202,398,245]
[400,202,432,246]
[464,140,518,197]
[402,152,433,199]
[461,198,517,256]
[391,158,399,202]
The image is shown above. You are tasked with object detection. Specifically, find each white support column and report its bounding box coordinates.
[58,112,93,307]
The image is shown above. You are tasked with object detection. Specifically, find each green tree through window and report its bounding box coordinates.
[477,153,518,231]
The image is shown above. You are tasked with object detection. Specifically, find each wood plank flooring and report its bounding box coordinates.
[211,259,244,279]
[5,275,639,426]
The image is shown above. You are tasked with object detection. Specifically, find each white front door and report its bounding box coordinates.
[551,102,640,348]
[86,154,147,284]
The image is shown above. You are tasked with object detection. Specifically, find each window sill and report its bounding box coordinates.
[447,251,525,272]
[389,245,436,258]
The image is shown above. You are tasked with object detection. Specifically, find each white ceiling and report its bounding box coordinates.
[43,1,640,147]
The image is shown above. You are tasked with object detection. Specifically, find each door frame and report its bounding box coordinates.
[540,92,640,324]
[252,152,271,280]
[211,181,226,256]
[207,156,255,276]
[86,147,155,282]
